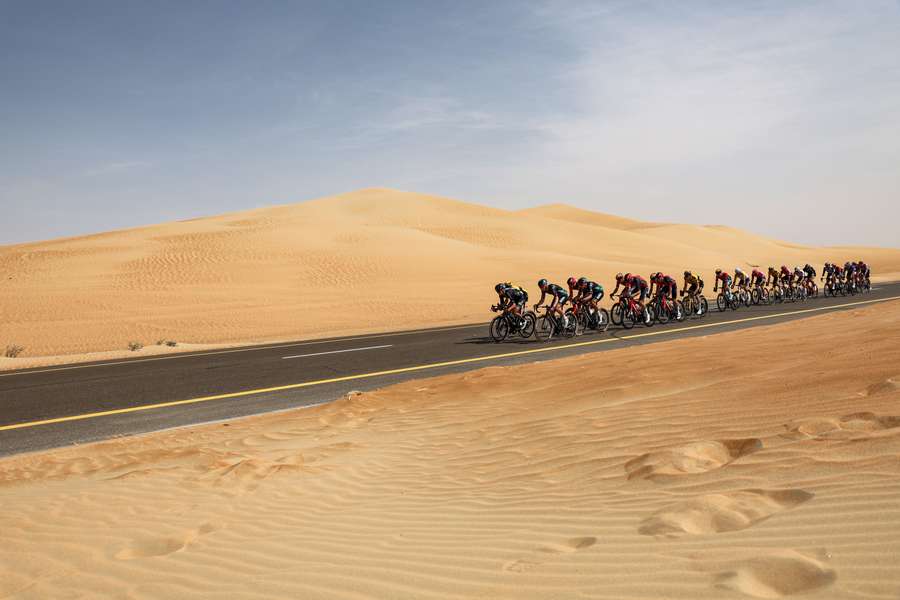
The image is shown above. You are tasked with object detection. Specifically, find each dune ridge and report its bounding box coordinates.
[2,187,898,367]
[0,300,898,599]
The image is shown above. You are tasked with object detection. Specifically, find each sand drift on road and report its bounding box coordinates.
[1,300,898,599]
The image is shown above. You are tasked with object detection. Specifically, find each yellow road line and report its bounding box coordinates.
[2,294,897,433]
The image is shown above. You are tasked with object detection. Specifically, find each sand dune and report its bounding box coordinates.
[2,187,898,367]
[1,299,898,599]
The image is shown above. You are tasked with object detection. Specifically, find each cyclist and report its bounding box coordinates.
[493,282,527,325]
[681,271,704,314]
[681,270,704,296]
[733,268,749,292]
[566,276,581,301]
[766,266,781,287]
[750,268,766,289]
[654,272,678,307]
[612,272,649,309]
[858,260,870,286]
[610,272,632,299]
[577,277,605,317]
[535,278,569,325]
[628,273,650,308]
[821,262,834,284]
[844,261,857,287]
[780,265,793,288]
[802,264,816,294]
[832,263,844,287]
[714,269,733,299]
[793,266,807,292]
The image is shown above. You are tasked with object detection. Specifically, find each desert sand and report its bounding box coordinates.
[2,188,899,368]
[1,299,898,599]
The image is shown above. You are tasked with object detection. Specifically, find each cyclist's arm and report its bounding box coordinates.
[548,292,559,309]
[535,290,547,307]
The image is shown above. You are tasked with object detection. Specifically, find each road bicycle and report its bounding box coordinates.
[533,304,577,342]
[680,290,709,318]
[750,284,770,305]
[571,300,610,335]
[716,287,740,311]
[648,293,684,324]
[611,294,654,329]
[489,305,536,342]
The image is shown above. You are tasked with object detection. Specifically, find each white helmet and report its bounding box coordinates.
[734,267,743,275]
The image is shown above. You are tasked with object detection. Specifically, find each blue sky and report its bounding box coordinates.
[2,1,898,246]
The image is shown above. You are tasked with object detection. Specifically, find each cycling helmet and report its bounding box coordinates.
[805,263,811,269]
[537,278,548,288]
[684,270,691,277]
[857,260,864,266]
[844,261,851,268]
[715,268,722,274]
[615,272,623,281]
[577,277,587,287]
[567,276,577,287]
[494,283,505,293]
[735,267,743,275]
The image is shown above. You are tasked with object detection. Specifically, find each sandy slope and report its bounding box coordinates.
[1,301,898,599]
[2,188,898,367]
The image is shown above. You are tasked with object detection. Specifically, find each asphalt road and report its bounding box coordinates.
[2,283,898,457]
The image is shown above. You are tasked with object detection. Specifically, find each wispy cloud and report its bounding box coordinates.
[83,160,153,177]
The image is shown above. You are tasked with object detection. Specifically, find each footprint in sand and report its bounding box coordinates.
[785,412,900,440]
[625,438,761,480]
[863,375,900,397]
[712,550,836,598]
[115,522,220,560]
[639,489,813,537]
[503,537,596,573]
[195,453,306,492]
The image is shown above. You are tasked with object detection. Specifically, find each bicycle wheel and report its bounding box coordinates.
[760,287,770,304]
[562,310,577,338]
[611,303,624,326]
[716,293,726,312]
[535,315,554,342]
[698,295,709,316]
[575,310,587,336]
[596,308,610,332]
[751,288,760,305]
[621,308,635,329]
[520,312,536,338]
[489,316,508,342]
[656,301,670,324]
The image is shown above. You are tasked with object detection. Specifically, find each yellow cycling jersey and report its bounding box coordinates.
[684,273,701,286]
